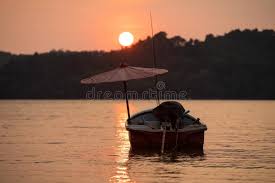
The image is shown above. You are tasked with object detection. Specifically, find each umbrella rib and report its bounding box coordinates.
[130,66,158,74]
[128,67,158,76]
[125,67,147,80]
[105,68,120,83]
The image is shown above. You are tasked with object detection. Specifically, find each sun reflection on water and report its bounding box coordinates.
[109,104,133,183]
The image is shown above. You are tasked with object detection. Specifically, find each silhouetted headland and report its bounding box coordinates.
[0,29,274,99]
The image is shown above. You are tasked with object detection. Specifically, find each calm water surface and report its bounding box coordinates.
[0,100,275,183]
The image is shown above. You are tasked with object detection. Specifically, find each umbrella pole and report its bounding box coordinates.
[123,81,130,119]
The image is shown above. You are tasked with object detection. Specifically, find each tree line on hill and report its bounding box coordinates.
[0,28,275,99]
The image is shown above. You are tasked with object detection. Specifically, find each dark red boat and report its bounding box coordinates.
[80,64,207,152]
[126,101,207,152]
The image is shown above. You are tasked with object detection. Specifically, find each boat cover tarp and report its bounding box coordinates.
[152,101,185,124]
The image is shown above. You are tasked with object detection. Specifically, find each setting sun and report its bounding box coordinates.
[118,32,134,47]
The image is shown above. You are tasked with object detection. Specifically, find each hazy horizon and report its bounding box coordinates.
[1,0,275,54]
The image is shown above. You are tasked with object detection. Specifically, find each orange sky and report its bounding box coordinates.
[0,0,274,54]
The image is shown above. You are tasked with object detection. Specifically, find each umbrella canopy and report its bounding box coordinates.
[80,63,168,120]
[80,64,168,84]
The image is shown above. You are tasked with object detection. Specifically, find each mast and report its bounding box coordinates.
[150,12,160,105]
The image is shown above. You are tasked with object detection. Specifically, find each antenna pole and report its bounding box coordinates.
[150,12,160,105]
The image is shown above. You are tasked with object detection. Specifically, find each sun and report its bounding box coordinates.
[118,32,134,47]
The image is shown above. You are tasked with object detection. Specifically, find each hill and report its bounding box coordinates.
[0,29,275,99]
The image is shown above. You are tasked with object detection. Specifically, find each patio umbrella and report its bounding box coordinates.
[81,63,168,119]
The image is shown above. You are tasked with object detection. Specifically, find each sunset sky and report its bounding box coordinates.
[1,0,274,54]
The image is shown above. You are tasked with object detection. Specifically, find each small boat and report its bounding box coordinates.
[81,65,207,153]
[126,101,207,151]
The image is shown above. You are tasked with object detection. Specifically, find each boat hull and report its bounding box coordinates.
[127,128,205,151]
